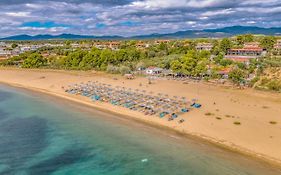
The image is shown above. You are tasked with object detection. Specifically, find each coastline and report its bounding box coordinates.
[1,68,281,168]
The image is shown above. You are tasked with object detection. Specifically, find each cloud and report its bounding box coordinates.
[0,0,281,37]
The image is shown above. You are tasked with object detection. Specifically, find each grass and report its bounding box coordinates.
[205,112,214,116]
[269,121,277,125]
[233,121,241,125]
[225,114,236,118]
[262,106,269,109]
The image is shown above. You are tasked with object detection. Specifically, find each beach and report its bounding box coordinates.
[1,67,281,166]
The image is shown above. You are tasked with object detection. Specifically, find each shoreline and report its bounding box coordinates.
[1,81,281,169]
[0,68,281,168]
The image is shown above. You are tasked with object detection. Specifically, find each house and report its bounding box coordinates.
[0,45,12,59]
[71,43,80,48]
[243,42,260,48]
[136,41,150,49]
[108,41,120,50]
[96,41,121,50]
[154,40,170,45]
[0,42,7,47]
[227,42,265,57]
[196,43,213,51]
[145,67,163,75]
[225,42,266,63]
[227,47,264,57]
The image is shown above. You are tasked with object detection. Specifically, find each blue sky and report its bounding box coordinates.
[1,0,281,37]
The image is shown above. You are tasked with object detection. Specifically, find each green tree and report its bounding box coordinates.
[219,38,232,53]
[22,53,47,68]
[171,50,208,76]
[11,43,18,49]
[260,36,276,50]
[236,34,254,46]
[228,68,246,85]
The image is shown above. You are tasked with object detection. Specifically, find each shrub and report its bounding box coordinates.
[205,112,214,116]
[233,121,241,125]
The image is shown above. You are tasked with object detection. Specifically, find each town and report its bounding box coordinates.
[1,35,281,92]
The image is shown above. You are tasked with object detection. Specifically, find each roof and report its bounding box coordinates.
[218,68,232,74]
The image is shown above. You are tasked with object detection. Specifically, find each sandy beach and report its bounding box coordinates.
[0,67,281,166]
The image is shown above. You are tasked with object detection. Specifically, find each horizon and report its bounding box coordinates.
[1,1,281,38]
[1,25,281,40]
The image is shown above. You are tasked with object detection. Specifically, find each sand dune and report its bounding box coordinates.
[0,67,281,166]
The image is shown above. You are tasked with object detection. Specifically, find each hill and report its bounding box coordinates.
[1,26,281,40]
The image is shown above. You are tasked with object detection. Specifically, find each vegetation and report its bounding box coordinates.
[22,53,47,68]
[228,68,246,85]
[269,121,277,125]
[1,34,281,93]
[233,121,241,125]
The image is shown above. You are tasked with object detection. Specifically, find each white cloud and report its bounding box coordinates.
[5,12,30,17]
[0,0,281,37]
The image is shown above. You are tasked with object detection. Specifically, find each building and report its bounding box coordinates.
[196,43,213,51]
[0,47,12,60]
[145,67,163,75]
[227,48,264,57]
[243,42,260,48]
[136,41,150,49]
[227,42,265,57]
[95,41,121,50]
[225,42,266,63]
[154,40,170,45]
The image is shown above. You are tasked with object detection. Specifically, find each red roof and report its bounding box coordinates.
[218,68,231,74]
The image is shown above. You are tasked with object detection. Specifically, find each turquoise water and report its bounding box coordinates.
[0,85,281,175]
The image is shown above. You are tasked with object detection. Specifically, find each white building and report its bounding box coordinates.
[145,67,163,75]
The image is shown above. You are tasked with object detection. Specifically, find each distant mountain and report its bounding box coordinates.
[1,26,281,40]
[0,34,124,41]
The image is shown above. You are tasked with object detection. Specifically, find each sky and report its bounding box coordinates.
[1,0,281,37]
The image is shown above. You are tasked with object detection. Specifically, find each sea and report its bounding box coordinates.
[0,84,280,175]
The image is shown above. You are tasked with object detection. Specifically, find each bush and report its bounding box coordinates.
[233,121,241,125]
[106,65,119,74]
[228,68,246,85]
[269,121,277,125]
[267,80,281,91]
[249,76,260,87]
[119,65,131,75]
[22,53,47,68]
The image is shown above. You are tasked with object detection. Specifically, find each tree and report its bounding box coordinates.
[228,68,246,85]
[236,34,254,46]
[64,50,87,69]
[11,43,18,49]
[22,53,47,68]
[219,38,232,53]
[171,50,208,76]
[260,36,276,50]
